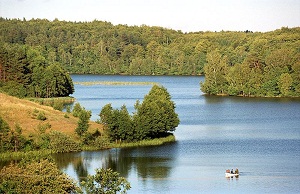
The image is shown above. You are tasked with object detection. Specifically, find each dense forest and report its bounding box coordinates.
[0,18,299,97]
[0,42,74,98]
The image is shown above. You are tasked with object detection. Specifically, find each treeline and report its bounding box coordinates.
[99,85,180,142]
[0,18,296,76]
[1,18,299,96]
[0,42,74,98]
[201,49,300,97]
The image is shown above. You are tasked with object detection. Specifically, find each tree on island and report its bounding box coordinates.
[99,85,180,142]
[133,85,180,139]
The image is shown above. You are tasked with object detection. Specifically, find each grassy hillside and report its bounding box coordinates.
[0,93,102,137]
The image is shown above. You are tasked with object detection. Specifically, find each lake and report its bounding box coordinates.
[55,75,300,193]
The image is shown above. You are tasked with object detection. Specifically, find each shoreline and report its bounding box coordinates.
[203,93,300,99]
[0,135,176,163]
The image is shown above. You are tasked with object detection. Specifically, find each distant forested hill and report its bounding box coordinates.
[0,18,299,97]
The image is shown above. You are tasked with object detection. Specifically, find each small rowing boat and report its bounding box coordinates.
[225,169,239,177]
[225,172,239,177]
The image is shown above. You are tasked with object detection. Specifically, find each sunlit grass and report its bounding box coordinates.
[111,135,176,148]
[0,150,54,162]
[26,96,75,104]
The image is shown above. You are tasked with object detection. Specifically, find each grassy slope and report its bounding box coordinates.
[0,93,102,137]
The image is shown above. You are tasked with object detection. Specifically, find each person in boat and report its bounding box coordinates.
[235,168,239,174]
[231,169,233,174]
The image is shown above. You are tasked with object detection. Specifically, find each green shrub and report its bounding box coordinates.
[75,109,91,136]
[0,81,27,98]
[0,159,81,193]
[72,103,82,117]
[82,130,110,150]
[53,100,64,111]
[66,105,71,113]
[94,136,110,149]
[49,131,82,153]
[82,168,130,194]
[37,111,47,121]
[32,109,47,121]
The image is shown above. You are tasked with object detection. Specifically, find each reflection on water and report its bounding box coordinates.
[53,142,178,185]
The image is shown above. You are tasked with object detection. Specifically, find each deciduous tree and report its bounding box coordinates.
[82,168,130,194]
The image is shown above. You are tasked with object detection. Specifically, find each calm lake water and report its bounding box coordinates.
[55,75,300,193]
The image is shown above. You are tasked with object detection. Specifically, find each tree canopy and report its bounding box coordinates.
[1,18,299,97]
[99,85,180,142]
[0,159,81,193]
[201,47,300,97]
[0,43,74,98]
[82,168,131,194]
[134,85,180,139]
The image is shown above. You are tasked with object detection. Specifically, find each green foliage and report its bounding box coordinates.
[82,130,110,150]
[0,117,28,153]
[278,73,293,96]
[93,136,111,149]
[72,102,83,117]
[134,85,180,139]
[37,111,47,121]
[0,18,299,96]
[0,81,27,98]
[112,135,176,148]
[201,47,300,97]
[0,116,11,152]
[66,105,71,113]
[100,104,134,142]
[100,85,180,142]
[200,51,228,95]
[53,100,64,111]
[33,123,51,150]
[0,41,74,98]
[0,150,53,162]
[82,168,130,194]
[99,104,114,127]
[10,123,27,152]
[75,108,92,136]
[49,131,82,153]
[0,158,82,193]
[32,109,47,121]
[27,97,75,109]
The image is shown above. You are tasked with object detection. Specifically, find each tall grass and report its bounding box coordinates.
[0,136,176,162]
[111,135,176,148]
[0,150,53,162]
[74,81,158,86]
[27,97,75,106]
